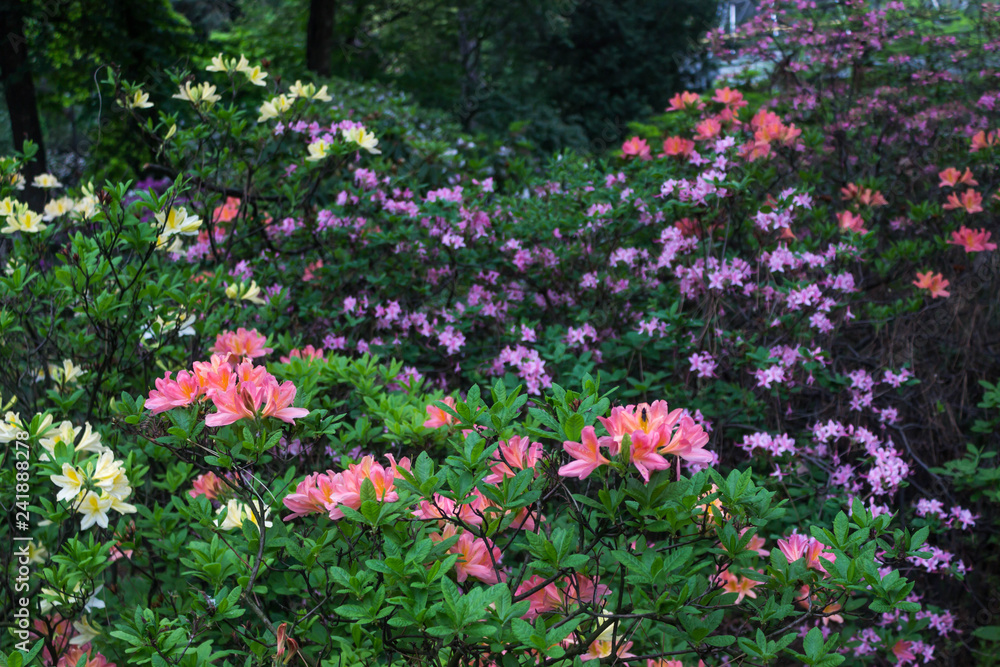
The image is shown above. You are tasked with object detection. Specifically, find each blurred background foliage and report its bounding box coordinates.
[0,0,717,185]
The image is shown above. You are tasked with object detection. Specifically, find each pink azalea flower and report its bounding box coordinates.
[666,91,704,112]
[282,472,339,520]
[943,189,984,214]
[913,271,950,298]
[324,455,410,520]
[661,136,696,157]
[445,527,503,584]
[146,370,202,414]
[423,396,457,429]
[189,472,226,500]
[837,210,868,234]
[597,401,683,454]
[58,647,117,667]
[718,569,762,603]
[892,639,917,665]
[628,429,671,483]
[621,136,651,160]
[516,574,564,619]
[938,167,978,188]
[193,354,235,394]
[658,414,714,464]
[279,345,325,364]
[947,226,997,252]
[211,327,273,362]
[484,435,544,484]
[414,490,488,527]
[777,533,810,562]
[558,426,611,480]
[712,86,748,110]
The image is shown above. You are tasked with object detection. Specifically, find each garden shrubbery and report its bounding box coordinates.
[1,1,999,665]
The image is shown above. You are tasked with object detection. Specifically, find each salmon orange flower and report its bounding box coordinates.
[913,271,950,298]
[694,118,722,141]
[712,86,748,110]
[943,189,984,214]
[323,455,410,520]
[661,136,695,157]
[837,210,868,234]
[948,226,997,253]
[446,527,504,584]
[938,167,978,188]
[279,345,325,364]
[211,328,272,361]
[423,396,457,429]
[970,129,999,153]
[621,136,651,160]
[718,569,762,603]
[666,90,704,112]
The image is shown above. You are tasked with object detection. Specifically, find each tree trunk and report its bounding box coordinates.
[0,2,47,212]
[306,0,337,77]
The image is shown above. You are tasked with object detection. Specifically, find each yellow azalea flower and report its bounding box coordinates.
[143,310,196,340]
[32,173,62,189]
[91,451,123,487]
[172,82,221,107]
[288,80,332,102]
[57,358,86,384]
[0,197,15,217]
[226,280,267,305]
[26,540,48,565]
[341,126,381,154]
[0,411,24,443]
[78,491,114,530]
[51,464,85,503]
[305,140,331,162]
[119,90,153,110]
[217,499,272,532]
[244,65,268,86]
[234,54,251,74]
[155,233,184,253]
[70,616,102,646]
[6,172,25,190]
[257,95,292,122]
[206,53,229,72]
[312,85,332,102]
[2,210,47,234]
[74,422,104,455]
[39,420,78,458]
[288,80,311,98]
[155,206,202,236]
[42,196,74,221]
[73,195,98,220]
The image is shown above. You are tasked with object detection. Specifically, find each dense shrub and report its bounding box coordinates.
[1,2,999,665]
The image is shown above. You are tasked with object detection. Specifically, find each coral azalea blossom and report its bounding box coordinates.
[948,226,997,252]
[912,271,950,298]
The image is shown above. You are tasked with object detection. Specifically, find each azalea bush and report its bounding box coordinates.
[1,1,999,665]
